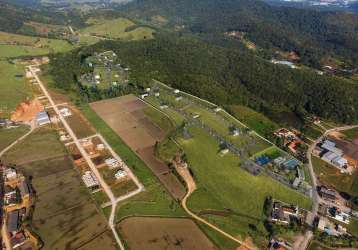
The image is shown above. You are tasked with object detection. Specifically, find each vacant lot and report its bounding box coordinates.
[118,217,217,250]
[2,128,116,250]
[313,156,358,196]
[65,106,95,139]
[0,61,35,116]
[80,18,154,41]
[0,125,29,151]
[90,95,186,200]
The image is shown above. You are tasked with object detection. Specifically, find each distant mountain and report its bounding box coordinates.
[120,0,358,67]
[264,0,358,12]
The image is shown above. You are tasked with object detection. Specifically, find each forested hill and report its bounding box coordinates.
[120,0,358,67]
[0,2,85,33]
[49,33,358,125]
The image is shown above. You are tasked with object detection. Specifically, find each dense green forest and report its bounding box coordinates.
[120,0,358,68]
[49,32,358,127]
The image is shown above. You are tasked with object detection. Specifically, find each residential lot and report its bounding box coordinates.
[117,217,217,250]
[1,128,116,250]
[90,95,186,200]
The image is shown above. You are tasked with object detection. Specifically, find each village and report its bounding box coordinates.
[0,57,144,249]
[0,163,39,249]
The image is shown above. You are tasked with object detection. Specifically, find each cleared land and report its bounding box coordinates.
[0,125,30,151]
[90,95,186,200]
[312,156,358,196]
[118,217,217,250]
[79,18,154,40]
[1,128,116,250]
[0,61,34,116]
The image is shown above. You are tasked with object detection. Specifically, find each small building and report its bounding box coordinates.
[5,168,17,181]
[174,89,180,94]
[4,186,19,207]
[292,178,301,188]
[115,170,127,179]
[95,74,101,80]
[232,128,240,137]
[36,111,50,126]
[332,156,348,168]
[283,159,300,170]
[82,171,99,189]
[255,156,270,166]
[59,107,72,117]
[10,231,27,249]
[18,180,30,198]
[319,186,336,202]
[220,148,229,155]
[145,87,151,92]
[175,96,183,101]
[105,158,120,169]
[140,93,149,99]
[273,157,286,166]
[192,113,200,119]
[154,92,160,97]
[214,107,222,112]
[96,143,105,150]
[7,210,20,233]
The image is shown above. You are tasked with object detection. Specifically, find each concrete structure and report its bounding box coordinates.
[36,111,50,126]
[59,107,72,117]
[115,170,127,179]
[82,171,99,188]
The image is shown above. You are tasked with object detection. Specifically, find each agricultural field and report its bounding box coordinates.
[1,128,116,250]
[118,217,217,250]
[0,125,30,151]
[81,104,186,221]
[79,17,155,40]
[89,95,186,200]
[312,156,358,196]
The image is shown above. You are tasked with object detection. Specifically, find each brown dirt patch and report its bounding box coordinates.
[118,217,217,250]
[90,95,186,199]
[236,237,257,250]
[11,98,43,122]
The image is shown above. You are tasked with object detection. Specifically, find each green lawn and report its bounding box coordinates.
[80,104,186,220]
[79,18,154,41]
[178,127,311,248]
[312,156,358,196]
[228,105,279,137]
[0,61,35,116]
[1,127,66,164]
[142,106,174,134]
[0,125,30,151]
[342,127,358,140]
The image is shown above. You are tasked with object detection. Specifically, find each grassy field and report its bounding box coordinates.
[79,17,155,41]
[0,31,73,57]
[342,127,358,140]
[0,125,29,151]
[80,104,186,220]
[178,127,311,248]
[227,105,279,137]
[2,128,116,249]
[142,106,174,134]
[312,156,358,196]
[0,61,35,116]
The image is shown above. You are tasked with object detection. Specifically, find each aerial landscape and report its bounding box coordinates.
[0,0,358,249]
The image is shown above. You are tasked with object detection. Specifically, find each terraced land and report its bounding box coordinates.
[1,128,116,250]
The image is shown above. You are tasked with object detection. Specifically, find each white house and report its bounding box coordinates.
[115,170,127,179]
[59,107,72,117]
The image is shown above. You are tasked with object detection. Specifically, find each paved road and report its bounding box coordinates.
[28,65,126,249]
[296,124,358,250]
